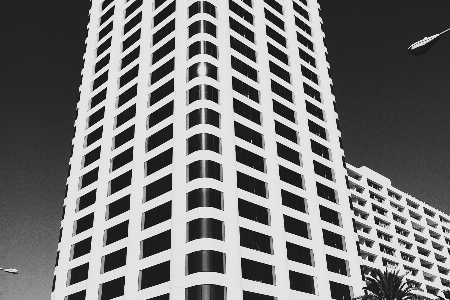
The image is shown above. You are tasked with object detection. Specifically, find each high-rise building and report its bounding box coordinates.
[347,164,450,299]
[52,0,365,299]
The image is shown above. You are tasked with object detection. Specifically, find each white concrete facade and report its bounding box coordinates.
[52,1,365,299]
[348,164,450,299]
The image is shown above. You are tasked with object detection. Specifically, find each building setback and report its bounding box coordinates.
[348,164,450,299]
[52,0,365,299]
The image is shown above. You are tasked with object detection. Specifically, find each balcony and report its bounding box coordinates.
[409,210,422,221]
[369,192,384,204]
[347,169,362,181]
[438,266,449,275]
[411,221,425,233]
[406,199,419,210]
[348,181,364,194]
[414,233,427,245]
[404,265,418,276]
[431,241,444,251]
[435,253,446,263]
[429,230,441,240]
[351,194,367,207]
[353,208,369,221]
[417,246,430,257]
[420,259,433,269]
[390,201,404,212]
[426,218,438,228]
[388,190,401,200]
[367,180,382,191]
[375,217,390,230]
[398,239,412,250]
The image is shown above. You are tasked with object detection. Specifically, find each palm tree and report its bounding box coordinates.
[436,290,450,300]
[354,268,420,300]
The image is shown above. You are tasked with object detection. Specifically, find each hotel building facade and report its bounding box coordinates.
[347,164,450,300]
[51,0,450,299]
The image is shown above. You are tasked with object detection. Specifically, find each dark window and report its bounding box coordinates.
[83,146,101,168]
[100,6,114,26]
[106,195,130,220]
[303,83,321,101]
[299,48,316,67]
[295,16,311,35]
[243,291,276,300]
[242,0,252,7]
[87,107,105,128]
[77,190,96,211]
[153,1,175,27]
[188,160,222,182]
[186,285,225,300]
[188,2,201,18]
[85,126,103,147]
[118,84,137,107]
[151,58,174,84]
[92,71,108,91]
[153,19,175,46]
[142,201,172,229]
[311,140,329,160]
[231,56,258,82]
[116,104,136,128]
[145,148,172,176]
[99,22,113,41]
[273,100,295,123]
[187,133,220,155]
[275,121,297,143]
[279,166,303,189]
[102,248,127,273]
[281,189,306,212]
[319,205,340,226]
[155,0,167,10]
[233,98,261,125]
[187,218,223,241]
[230,36,256,62]
[188,41,218,59]
[124,12,141,35]
[148,100,173,128]
[140,261,170,290]
[71,237,92,260]
[188,20,201,37]
[105,220,129,245]
[229,17,254,43]
[109,170,132,195]
[267,43,288,65]
[144,174,172,202]
[301,65,318,84]
[308,120,326,140]
[330,281,352,300]
[123,29,141,52]
[232,77,259,103]
[284,215,309,238]
[326,255,348,276]
[141,230,171,258]
[68,263,89,285]
[99,277,125,300]
[269,61,290,83]
[187,108,220,129]
[97,37,112,57]
[119,64,139,88]
[90,88,107,109]
[187,250,225,274]
[238,199,269,225]
[121,47,140,70]
[152,38,175,65]
[271,80,292,102]
[146,124,172,152]
[125,0,142,18]
[241,258,274,285]
[111,147,133,171]
[187,62,218,81]
[264,0,283,14]
[187,84,219,104]
[240,227,272,254]
[286,242,313,265]
[187,188,223,211]
[237,171,267,198]
[289,271,315,294]
[236,146,265,172]
[188,1,216,18]
[297,32,313,51]
[313,161,333,181]
[293,1,309,20]
[316,182,337,203]
[229,0,253,24]
[149,295,169,300]
[305,101,323,120]
[277,143,300,165]
[266,26,286,47]
[95,54,110,73]
[188,20,216,38]
[65,290,86,300]
[203,1,217,18]
[149,79,174,106]
[80,167,99,189]
[264,8,284,30]
[102,0,113,10]
[323,229,345,250]
[234,122,263,148]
